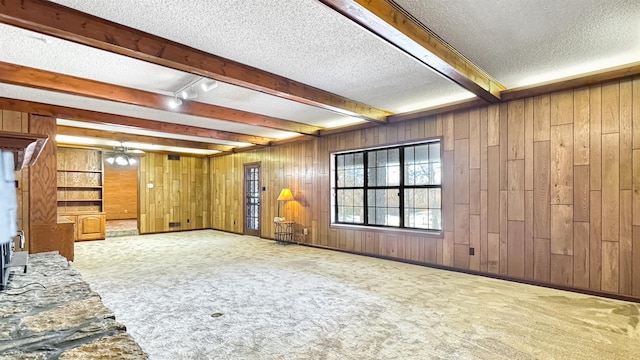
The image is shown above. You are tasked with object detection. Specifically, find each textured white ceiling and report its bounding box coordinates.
[395,0,640,87]
[0,83,294,142]
[189,80,365,128]
[1,0,638,152]
[0,23,192,94]
[49,0,468,111]
[0,23,364,129]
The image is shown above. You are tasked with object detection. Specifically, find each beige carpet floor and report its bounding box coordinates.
[106,219,139,238]
[72,230,640,360]
[105,219,138,232]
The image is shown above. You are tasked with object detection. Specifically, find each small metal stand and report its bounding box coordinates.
[1,231,28,290]
[274,221,295,245]
[1,252,28,290]
[7,251,28,272]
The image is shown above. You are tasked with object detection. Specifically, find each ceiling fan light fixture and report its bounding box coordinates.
[201,79,218,92]
[106,145,141,167]
[115,155,128,166]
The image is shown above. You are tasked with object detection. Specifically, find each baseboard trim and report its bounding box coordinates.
[295,241,640,304]
[141,228,640,304]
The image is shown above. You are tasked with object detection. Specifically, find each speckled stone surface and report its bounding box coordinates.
[0,253,147,359]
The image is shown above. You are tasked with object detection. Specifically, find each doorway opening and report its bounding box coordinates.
[104,160,139,237]
[243,162,261,237]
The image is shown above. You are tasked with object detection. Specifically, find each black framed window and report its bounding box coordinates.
[333,140,442,231]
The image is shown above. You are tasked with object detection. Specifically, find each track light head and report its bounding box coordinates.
[201,79,218,92]
[180,86,198,100]
[167,97,183,109]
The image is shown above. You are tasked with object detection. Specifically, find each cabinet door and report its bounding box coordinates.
[76,214,105,241]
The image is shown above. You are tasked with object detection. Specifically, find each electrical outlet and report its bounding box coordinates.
[469,247,475,256]
[303,228,308,235]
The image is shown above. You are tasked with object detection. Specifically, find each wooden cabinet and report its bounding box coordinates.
[57,147,106,241]
[64,213,106,241]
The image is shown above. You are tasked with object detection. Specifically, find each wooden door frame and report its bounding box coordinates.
[243,162,262,236]
[136,157,141,234]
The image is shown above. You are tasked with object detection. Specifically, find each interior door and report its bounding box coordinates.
[243,163,261,236]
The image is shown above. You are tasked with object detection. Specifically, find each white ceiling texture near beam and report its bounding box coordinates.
[395,0,640,87]
[48,0,469,110]
[1,0,640,153]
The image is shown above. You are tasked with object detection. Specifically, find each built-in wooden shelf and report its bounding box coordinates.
[59,211,105,215]
[0,131,48,170]
[57,169,103,173]
[57,147,106,240]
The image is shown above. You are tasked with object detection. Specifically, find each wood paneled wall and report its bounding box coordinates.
[211,76,640,299]
[139,153,210,234]
[28,115,62,255]
[0,110,30,251]
[1,110,72,258]
[104,163,138,220]
[210,142,322,237]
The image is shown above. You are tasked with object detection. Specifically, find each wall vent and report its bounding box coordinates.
[168,154,180,161]
[168,222,181,228]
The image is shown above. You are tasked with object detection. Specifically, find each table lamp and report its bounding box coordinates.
[276,188,294,221]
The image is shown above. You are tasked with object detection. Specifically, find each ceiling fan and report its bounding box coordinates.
[104,145,145,166]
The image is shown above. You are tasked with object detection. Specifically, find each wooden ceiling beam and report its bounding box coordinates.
[319,0,505,103]
[0,97,272,146]
[215,62,640,152]
[57,125,231,152]
[0,0,390,123]
[0,62,322,136]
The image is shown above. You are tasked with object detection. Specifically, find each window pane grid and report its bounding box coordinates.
[403,188,441,230]
[334,141,441,231]
[336,150,365,226]
[404,143,442,186]
[368,149,400,187]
